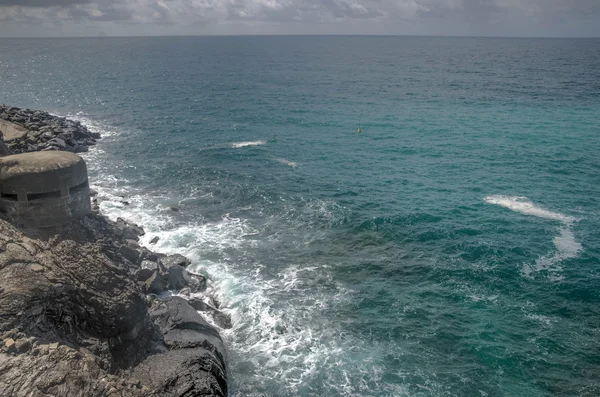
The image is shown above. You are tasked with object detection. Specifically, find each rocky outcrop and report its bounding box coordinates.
[0,215,228,396]
[0,107,230,396]
[0,105,99,154]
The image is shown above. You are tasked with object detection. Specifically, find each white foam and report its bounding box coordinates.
[484,195,575,223]
[485,195,582,279]
[230,140,266,148]
[273,158,298,168]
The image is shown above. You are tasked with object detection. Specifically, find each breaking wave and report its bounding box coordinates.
[484,195,582,279]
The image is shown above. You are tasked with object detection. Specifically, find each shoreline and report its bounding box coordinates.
[0,105,230,396]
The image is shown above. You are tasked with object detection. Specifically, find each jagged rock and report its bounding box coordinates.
[116,218,145,240]
[131,297,227,396]
[119,244,141,264]
[0,218,226,396]
[188,298,232,330]
[142,271,168,294]
[0,105,100,155]
[189,273,208,293]
[160,253,191,268]
[164,262,191,291]
[149,236,160,244]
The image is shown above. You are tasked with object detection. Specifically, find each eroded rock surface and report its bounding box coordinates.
[0,217,227,396]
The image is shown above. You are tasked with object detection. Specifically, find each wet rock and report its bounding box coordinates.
[189,273,208,293]
[188,298,232,330]
[149,236,160,245]
[131,297,227,396]
[161,253,191,268]
[164,263,190,291]
[116,218,145,240]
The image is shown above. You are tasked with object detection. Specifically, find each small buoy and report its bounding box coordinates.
[357,127,362,133]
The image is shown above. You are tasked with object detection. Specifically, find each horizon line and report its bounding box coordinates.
[1,33,599,40]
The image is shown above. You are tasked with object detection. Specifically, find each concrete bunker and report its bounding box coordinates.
[0,151,91,228]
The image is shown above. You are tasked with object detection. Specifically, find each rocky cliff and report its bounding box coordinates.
[0,107,229,396]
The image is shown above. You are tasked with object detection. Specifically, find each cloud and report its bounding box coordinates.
[0,0,599,36]
[0,0,91,6]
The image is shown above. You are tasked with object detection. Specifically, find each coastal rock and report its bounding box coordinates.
[0,216,227,396]
[131,297,227,397]
[163,261,191,290]
[116,217,145,240]
[189,298,232,330]
[149,236,160,244]
[160,253,191,268]
[0,105,100,154]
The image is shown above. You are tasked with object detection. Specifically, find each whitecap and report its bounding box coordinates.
[484,195,582,279]
[273,158,298,168]
[230,140,266,148]
[483,195,575,223]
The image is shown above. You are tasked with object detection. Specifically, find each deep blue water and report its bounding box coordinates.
[1,36,600,396]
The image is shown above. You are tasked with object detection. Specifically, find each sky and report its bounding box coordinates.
[0,0,599,38]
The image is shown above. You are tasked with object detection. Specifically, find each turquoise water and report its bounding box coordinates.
[1,36,600,396]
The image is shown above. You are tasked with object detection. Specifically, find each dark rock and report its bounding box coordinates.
[212,311,233,330]
[116,218,145,240]
[136,268,154,283]
[189,273,208,293]
[119,244,141,264]
[131,297,227,396]
[149,236,159,245]
[169,206,179,212]
[161,253,191,268]
[188,298,232,329]
[164,263,190,291]
[142,271,168,295]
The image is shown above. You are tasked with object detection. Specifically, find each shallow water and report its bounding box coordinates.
[1,36,600,396]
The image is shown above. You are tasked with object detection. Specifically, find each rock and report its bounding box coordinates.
[149,236,159,245]
[140,259,161,272]
[212,311,232,330]
[169,206,179,212]
[3,338,16,353]
[131,297,227,396]
[164,263,190,291]
[188,298,232,330]
[161,253,191,268]
[142,271,168,294]
[178,287,191,297]
[15,338,32,353]
[189,273,208,293]
[116,218,145,240]
[136,268,154,283]
[89,188,98,197]
[119,244,141,264]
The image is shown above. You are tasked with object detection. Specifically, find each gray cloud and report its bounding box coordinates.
[0,0,599,36]
[0,0,90,6]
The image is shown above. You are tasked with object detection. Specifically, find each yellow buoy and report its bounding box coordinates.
[357,127,362,133]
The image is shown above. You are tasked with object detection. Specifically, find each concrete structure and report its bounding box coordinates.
[0,151,91,228]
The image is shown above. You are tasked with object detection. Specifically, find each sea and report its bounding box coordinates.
[1,36,599,397]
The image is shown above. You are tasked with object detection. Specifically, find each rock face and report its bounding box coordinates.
[0,216,228,396]
[0,107,230,396]
[0,104,99,154]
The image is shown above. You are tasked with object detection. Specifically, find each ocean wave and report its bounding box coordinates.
[484,195,582,279]
[483,195,575,223]
[231,140,266,148]
[273,158,298,168]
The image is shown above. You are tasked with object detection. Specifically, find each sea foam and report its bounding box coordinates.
[231,140,266,148]
[484,195,582,279]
